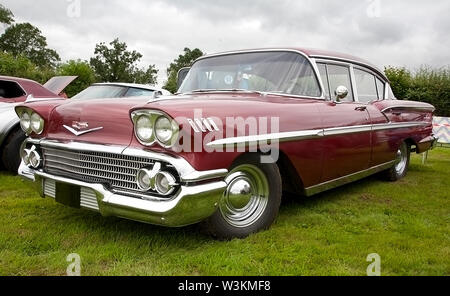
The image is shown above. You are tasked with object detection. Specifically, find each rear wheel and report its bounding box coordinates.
[205,154,282,240]
[1,128,26,174]
[383,141,410,181]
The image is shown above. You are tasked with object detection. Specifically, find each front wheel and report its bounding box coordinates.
[204,154,282,240]
[383,141,411,181]
[1,129,26,174]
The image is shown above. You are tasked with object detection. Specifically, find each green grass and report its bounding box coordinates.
[0,149,449,276]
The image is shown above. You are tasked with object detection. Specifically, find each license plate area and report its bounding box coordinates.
[55,182,81,209]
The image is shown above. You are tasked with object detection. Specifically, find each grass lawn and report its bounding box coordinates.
[0,149,449,276]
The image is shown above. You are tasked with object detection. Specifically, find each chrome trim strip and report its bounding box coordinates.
[63,125,104,136]
[206,129,324,148]
[305,161,396,196]
[206,122,429,147]
[381,105,436,113]
[324,124,372,136]
[371,121,429,131]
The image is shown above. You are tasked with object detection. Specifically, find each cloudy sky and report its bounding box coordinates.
[2,0,449,86]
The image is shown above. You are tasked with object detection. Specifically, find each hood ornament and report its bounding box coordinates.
[63,121,103,136]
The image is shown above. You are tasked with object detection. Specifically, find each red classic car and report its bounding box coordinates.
[17,48,437,239]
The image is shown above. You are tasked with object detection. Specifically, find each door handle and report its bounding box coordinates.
[355,106,367,111]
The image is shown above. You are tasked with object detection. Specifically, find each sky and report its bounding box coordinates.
[1,0,449,87]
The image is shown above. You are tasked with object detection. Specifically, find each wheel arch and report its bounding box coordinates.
[230,149,306,197]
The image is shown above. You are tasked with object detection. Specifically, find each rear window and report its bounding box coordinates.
[0,80,26,99]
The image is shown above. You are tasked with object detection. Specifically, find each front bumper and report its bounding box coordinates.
[19,139,228,227]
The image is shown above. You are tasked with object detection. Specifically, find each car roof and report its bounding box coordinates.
[198,47,388,81]
[0,75,39,84]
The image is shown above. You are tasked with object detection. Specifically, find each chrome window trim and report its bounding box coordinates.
[309,54,388,82]
[349,64,359,103]
[187,49,325,100]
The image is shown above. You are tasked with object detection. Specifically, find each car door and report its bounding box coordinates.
[316,62,372,182]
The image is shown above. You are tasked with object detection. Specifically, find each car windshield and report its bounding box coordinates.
[71,85,127,99]
[72,85,158,100]
[178,51,321,97]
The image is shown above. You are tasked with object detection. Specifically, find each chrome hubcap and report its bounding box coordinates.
[220,165,269,228]
[395,143,408,174]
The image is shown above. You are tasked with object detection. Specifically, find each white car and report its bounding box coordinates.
[72,83,171,100]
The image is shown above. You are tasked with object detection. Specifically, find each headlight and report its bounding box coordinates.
[136,115,153,142]
[30,112,44,134]
[132,111,179,148]
[20,112,31,134]
[155,116,174,145]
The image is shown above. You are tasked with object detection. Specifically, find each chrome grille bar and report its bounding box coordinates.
[42,147,164,194]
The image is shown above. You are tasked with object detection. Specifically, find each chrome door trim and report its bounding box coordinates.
[206,129,325,148]
[381,105,436,113]
[305,160,396,196]
[206,121,429,148]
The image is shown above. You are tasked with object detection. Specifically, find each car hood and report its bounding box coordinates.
[137,93,320,119]
[45,98,147,146]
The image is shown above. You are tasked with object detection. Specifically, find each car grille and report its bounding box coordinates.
[42,147,175,197]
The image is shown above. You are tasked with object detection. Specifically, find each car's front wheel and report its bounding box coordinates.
[383,141,411,181]
[205,154,282,240]
[1,128,26,174]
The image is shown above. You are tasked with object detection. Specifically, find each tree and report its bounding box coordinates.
[0,4,14,25]
[385,66,450,117]
[384,66,412,100]
[57,60,96,97]
[90,38,158,84]
[0,23,60,68]
[164,47,204,93]
[0,52,55,83]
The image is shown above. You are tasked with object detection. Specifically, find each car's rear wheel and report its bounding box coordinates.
[204,154,282,240]
[383,141,411,181]
[1,128,26,174]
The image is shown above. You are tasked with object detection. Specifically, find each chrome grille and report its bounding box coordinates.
[42,147,167,195]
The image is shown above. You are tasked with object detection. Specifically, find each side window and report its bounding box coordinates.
[354,68,378,103]
[0,80,26,99]
[317,63,331,99]
[326,64,354,102]
[375,78,385,100]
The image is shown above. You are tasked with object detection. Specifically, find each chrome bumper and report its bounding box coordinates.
[19,139,228,227]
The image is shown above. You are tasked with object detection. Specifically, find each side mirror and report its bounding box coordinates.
[334,85,348,102]
[177,67,190,90]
